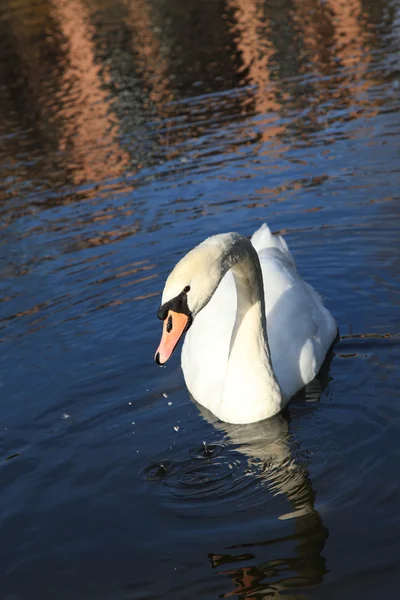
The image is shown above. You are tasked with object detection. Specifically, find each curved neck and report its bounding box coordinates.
[216,235,284,423]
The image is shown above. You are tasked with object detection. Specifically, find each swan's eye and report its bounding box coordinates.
[166,314,173,333]
[183,286,190,294]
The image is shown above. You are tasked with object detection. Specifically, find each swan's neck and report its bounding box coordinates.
[218,237,284,423]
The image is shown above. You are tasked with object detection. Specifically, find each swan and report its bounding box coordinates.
[154,223,337,424]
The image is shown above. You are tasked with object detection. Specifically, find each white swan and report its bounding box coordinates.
[155,223,337,424]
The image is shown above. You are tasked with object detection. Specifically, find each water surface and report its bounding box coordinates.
[1,0,400,598]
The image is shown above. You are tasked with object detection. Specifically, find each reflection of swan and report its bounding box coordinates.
[155,223,337,424]
[195,394,329,599]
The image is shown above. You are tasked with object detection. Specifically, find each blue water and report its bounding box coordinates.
[1,0,400,598]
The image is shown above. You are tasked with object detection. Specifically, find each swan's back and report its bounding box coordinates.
[251,222,295,266]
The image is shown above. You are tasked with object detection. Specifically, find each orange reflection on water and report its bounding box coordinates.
[291,0,335,76]
[291,0,376,114]
[125,0,174,115]
[326,0,371,69]
[326,0,376,113]
[226,0,288,147]
[49,0,129,187]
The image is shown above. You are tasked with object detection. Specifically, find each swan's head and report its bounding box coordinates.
[155,234,235,365]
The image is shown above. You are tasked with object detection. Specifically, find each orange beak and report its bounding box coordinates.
[155,310,189,365]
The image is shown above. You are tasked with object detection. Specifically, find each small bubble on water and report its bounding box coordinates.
[174,425,180,432]
[168,401,172,406]
[128,402,132,405]
[132,422,135,425]
[163,392,168,398]
[203,440,212,457]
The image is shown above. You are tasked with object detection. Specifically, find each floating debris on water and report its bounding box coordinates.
[5,453,20,461]
[163,392,168,398]
[173,425,179,432]
[167,401,172,406]
[62,413,70,419]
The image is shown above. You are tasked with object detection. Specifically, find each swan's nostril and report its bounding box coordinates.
[166,315,173,333]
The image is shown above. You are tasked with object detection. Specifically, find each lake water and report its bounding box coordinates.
[1,0,400,598]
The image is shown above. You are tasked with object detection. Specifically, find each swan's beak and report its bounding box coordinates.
[155,310,189,365]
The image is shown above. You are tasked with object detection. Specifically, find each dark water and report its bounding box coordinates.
[1,0,400,598]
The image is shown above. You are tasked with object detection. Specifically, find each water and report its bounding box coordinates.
[1,0,400,598]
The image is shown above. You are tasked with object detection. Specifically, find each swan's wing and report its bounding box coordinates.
[257,240,337,399]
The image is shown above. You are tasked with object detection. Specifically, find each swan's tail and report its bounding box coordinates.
[251,223,296,266]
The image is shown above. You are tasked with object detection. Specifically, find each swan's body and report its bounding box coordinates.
[155,223,337,424]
